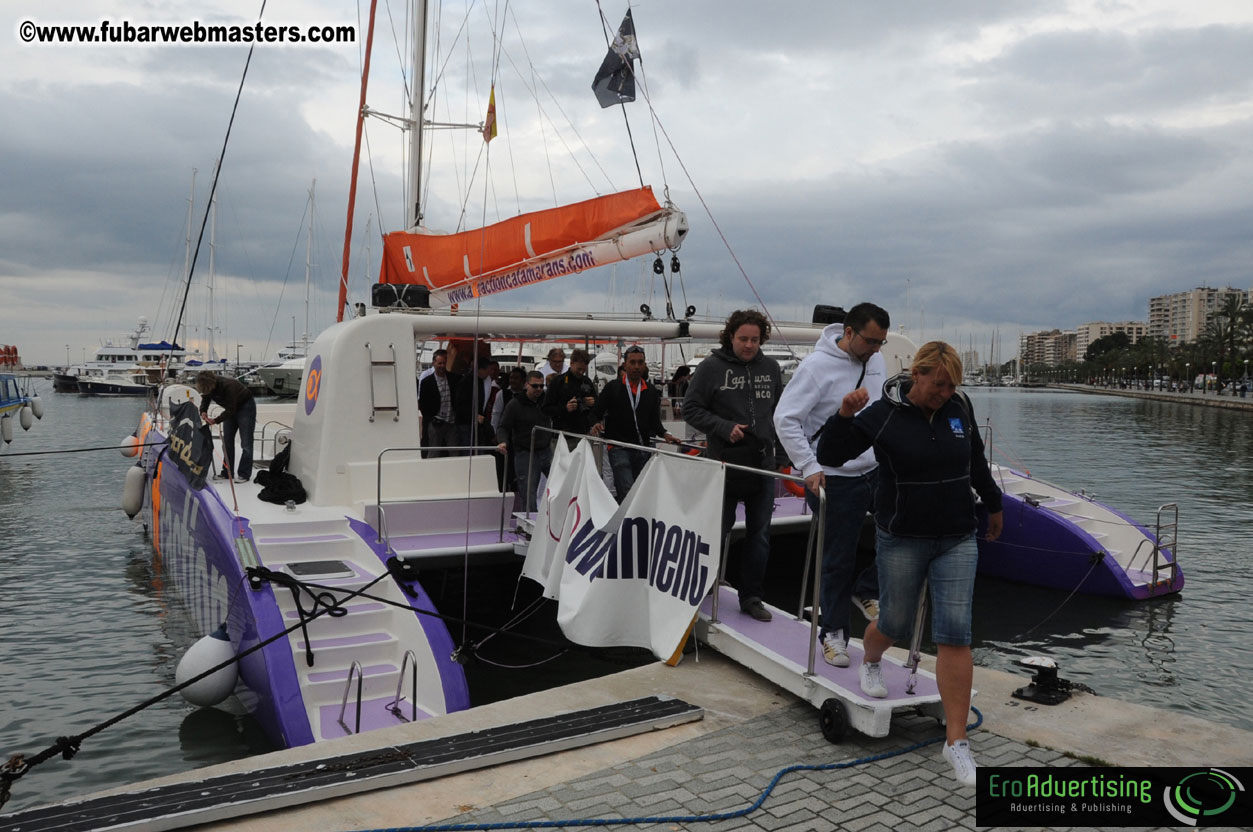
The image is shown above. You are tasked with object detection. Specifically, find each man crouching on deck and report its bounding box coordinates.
[815,342,1003,788]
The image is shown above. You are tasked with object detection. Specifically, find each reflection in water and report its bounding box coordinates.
[178,707,272,766]
[966,389,1252,731]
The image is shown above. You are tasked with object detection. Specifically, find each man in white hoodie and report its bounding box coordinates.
[774,302,890,666]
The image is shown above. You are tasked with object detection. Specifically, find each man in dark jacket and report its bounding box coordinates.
[195,370,256,482]
[496,370,553,512]
[682,309,784,622]
[591,345,679,500]
[543,348,598,446]
[453,359,502,454]
[418,349,460,458]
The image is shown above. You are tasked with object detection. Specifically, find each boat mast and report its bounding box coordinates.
[337,0,381,322]
[182,168,197,351]
[407,0,429,230]
[208,189,217,362]
[305,179,316,355]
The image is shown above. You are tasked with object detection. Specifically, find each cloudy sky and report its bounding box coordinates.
[3,0,1252,366]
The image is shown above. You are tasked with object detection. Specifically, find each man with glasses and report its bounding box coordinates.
[536,347,569,381]
[591,345,680,501]
[496,370,554,513]
[544,348,599,447]
[774,302,890,666]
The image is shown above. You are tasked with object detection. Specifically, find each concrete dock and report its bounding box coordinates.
[1051,382,1253,412]
[58,645,1253,832]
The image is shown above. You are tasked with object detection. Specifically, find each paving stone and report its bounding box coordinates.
[568,771,634,792]
[762,794,832,817]
[751,807,818,830]
[491,794,564,817]
[435,687,1127,832]
[840,813,900,832]
[563,790,633,812]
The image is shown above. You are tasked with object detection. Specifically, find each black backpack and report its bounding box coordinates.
[255,444,307,505]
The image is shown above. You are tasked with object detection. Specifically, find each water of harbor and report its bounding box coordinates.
[1,384,1250,814]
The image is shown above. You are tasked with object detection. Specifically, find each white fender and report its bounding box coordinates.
[120,434,140,458]
[30,395,43,419]
[19,405,33,431]
[1,414,11,444]
[176,625,239,707]
[122,465,146,518]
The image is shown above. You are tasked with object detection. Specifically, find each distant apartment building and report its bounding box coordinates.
[960,349,980,374]
[1074,321,1148,358]
[1019,329,1076,368]
[1147,287,1250,344]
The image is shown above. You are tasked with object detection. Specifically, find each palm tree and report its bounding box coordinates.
[1210,295,1247,391]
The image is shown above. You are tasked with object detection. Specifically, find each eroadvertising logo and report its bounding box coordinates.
[975,766,1250,827]
[1162,768,1245,826]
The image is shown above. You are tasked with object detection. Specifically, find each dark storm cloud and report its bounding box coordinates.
[0,67,354,286]
[966,24,1253,122]
[497,116,1251,334]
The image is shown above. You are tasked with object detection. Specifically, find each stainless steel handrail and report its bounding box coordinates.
[388,649,419,722]
[524,427,825,670]
[257,419,292,461]
[373,444,514,552]
[1152,502,1180,595]
[337,660,365,735]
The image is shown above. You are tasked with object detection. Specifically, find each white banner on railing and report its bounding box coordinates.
[522,440,724,660]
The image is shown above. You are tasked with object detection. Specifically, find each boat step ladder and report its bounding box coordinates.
[365,341,400,422]
[1138,502,1179,594]
[4,697,703,832]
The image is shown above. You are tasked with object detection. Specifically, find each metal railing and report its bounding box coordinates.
[373,444,514,552]
[1150,502,1180,594]
[337,661,365,735]
[527,427,832,677]
[256,419,292,462]
[388,649,420,722]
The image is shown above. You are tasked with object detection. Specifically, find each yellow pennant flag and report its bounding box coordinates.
[482,86,498,143]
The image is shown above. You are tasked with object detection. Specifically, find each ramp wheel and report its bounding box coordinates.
[819,698,847,743]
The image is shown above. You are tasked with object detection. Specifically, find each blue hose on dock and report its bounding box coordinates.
[354,706,984,832]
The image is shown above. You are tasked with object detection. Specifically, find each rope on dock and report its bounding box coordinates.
[353,708,985,832]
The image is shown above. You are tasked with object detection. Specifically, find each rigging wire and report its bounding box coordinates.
[379,0,412,103]
[260,196,312,360]
[631,78,797,355]
[506,5,616,194]
[594,0,644,189]
[163,0,271,380]
[496,44,602,195]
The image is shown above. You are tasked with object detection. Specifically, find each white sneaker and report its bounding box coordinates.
[858,661,887,698]
[852,596,880,621]
[821,631,850,667]
[942,739,978,787]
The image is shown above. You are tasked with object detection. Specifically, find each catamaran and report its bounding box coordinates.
[116,1,1180,756]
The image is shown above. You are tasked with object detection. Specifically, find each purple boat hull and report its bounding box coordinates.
[139,429,469,748]
[976,489,1184,600]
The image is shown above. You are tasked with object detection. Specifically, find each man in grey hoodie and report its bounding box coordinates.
[774,302,889,665]
[683,309,784,622]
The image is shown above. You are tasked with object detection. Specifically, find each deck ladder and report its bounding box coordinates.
[365,341,400,422]
[1150,502,1179,596]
